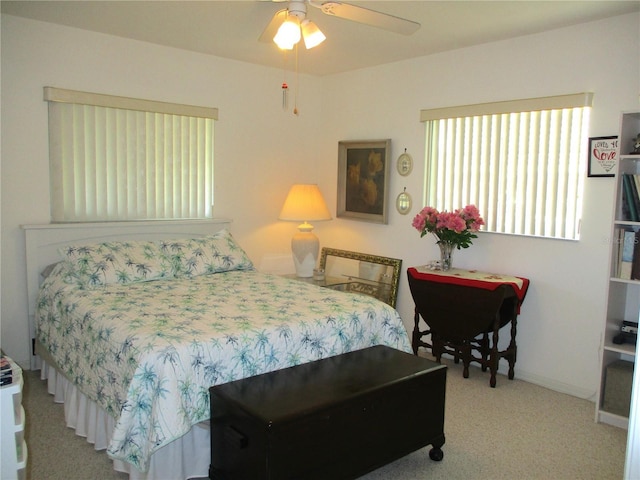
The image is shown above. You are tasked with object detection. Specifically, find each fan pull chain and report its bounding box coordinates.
[281,49,289,110]
[282,82,288,110]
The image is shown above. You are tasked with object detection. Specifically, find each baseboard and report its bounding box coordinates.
[394,348,596,401]
[497,364,596,401]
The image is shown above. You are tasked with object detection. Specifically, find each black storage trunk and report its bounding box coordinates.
[209,345,446,480]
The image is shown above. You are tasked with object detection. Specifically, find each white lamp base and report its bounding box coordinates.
[291,222,319,277]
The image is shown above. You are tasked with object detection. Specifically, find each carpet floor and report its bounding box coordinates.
[22,356,628,480]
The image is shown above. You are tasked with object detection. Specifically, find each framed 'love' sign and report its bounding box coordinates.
[588,136,618,177]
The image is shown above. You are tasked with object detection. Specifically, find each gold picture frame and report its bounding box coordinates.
[337,139,391,224]
[319,247,402,308]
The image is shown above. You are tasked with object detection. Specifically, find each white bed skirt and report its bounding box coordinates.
[40,361,211,480]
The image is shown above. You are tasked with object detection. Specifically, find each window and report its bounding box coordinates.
[44,87,217,222]
[420,93,593,240]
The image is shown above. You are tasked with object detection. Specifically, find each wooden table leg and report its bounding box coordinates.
[462,342,471,378]
[480,333,489,372]
[412,307,420,355]
[433,333,443,364]
[489,315,500,388]
[507,315,518,380]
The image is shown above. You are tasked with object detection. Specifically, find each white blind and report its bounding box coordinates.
[45,87,216,222]
[421,93,593,240]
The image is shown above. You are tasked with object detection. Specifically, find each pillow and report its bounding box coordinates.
[40,262,61,280]
[58,240,171,288]
[158,229,254,277]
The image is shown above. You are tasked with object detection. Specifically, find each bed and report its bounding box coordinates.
[23,220,412,480]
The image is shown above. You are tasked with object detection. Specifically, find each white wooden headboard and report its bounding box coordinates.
[21,219,232,369]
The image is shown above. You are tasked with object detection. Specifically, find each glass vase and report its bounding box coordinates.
[438,242,454,271]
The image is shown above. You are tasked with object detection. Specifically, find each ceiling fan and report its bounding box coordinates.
[259,0,420,50]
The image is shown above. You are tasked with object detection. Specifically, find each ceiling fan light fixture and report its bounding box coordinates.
[301,20,325,49]
[274,16,301,50]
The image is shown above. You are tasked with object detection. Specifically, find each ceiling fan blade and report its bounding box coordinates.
[319,1,420,35]
[259,8,288,43]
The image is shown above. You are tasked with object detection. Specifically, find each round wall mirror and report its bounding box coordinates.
[396,189,412,215]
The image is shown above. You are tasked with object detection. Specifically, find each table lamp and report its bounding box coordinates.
[279,184,332,277]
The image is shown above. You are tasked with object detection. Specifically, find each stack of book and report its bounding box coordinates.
[1,353,14,386]
[614,226,640,280]
[621,173,640,222]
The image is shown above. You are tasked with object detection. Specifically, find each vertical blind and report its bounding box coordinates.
[45,87,217,222]
[421,93,593,240]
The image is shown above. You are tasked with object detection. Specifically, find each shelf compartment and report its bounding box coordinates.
[604,343,637,356]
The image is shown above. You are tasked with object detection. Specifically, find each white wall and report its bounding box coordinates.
[0,15,323,366]
[2,12,639,399]
[316,13,640,398]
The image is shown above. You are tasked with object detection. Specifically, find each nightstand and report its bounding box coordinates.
[281,247,402,308]
[281,272,392,306]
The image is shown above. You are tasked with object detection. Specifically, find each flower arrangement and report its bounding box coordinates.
[412,205,485,249]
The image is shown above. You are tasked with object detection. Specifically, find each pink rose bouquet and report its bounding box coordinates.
[412,205,485,249]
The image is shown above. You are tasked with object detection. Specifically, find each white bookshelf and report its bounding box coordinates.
[1,356,27,480]
[596,111,640,428]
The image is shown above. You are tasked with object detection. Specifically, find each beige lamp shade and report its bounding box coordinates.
[279,184,332,277]
[279,184,332,222]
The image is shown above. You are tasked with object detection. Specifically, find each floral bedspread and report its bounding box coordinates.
[35,268,411,472]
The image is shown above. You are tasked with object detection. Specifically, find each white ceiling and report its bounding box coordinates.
[2,1,639,76]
